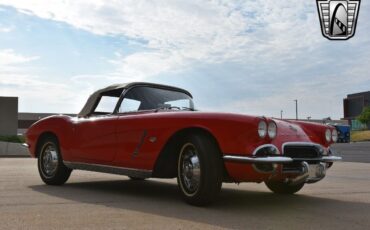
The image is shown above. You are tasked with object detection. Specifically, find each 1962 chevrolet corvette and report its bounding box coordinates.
[25,82,342,205]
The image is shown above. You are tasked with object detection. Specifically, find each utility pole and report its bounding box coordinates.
[280,110,283,119]
[294,99,298,120]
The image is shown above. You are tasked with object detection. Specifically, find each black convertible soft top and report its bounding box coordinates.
[78,82,192,117]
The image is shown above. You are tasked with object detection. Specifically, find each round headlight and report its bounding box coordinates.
[268,121,277,139]
[332,129,338,142]
[258,120,267,138]
[325,129,331,142]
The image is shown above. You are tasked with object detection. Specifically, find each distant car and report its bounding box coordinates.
[25,82,342,206]
[334,125,350,143]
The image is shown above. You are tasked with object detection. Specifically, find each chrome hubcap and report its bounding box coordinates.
[179,144,201,195]
[41,144,58,177]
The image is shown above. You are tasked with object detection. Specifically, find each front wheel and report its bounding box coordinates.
[265,181,304,194]
[177,134,223,206]
[37,136,72,185]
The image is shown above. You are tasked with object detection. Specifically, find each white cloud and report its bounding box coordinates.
[0,73,84,113]
[0,49,39,65]
[0,0,369,118]
[0,49,81,113]
[0,0,327,76]
[0,25,13,33]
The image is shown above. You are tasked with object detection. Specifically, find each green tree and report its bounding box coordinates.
[357,106,370,124]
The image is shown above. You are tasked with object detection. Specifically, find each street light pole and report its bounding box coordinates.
[280,110,283,119]
[294,99,298,120]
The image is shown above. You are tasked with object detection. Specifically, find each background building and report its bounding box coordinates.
[0,97,76,135]
[343,91,370,130]
[0,97,18,136]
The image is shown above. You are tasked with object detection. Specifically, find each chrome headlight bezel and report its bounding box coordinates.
[325,129,332,142]
[267,121,277,139]
[258,120,267,138]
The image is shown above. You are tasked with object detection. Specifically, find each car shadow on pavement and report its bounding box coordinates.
[29,179,370,229]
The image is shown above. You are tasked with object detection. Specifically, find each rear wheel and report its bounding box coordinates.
[265,181,304,194]
[37,136,72,185]
[177,134,223,206]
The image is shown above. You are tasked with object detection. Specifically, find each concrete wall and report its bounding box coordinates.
[0,141,29,157]
[0,97,18,136]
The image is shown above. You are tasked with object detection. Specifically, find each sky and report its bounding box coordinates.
[0,0,369,119]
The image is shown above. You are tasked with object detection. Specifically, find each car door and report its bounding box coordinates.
[71,91,122,164]
[114,96,149,168]
[73,115,117,163]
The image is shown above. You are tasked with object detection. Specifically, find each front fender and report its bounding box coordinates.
[25,115,74,159]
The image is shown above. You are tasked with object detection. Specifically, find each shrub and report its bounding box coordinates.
[0,135,25,143]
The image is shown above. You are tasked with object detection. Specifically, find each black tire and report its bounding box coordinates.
[177,134,223,206]
[128,176,146,181]
[37,136,72,185]
[265,181,304,194]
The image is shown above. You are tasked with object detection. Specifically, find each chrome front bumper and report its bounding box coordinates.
[223,142,342,164]
[223,155,342,163]
[223,142,342,184]
[223,155,293,163]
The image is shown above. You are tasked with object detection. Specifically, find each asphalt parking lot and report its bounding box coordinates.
[1,158,370,229]
[332,142,370,163]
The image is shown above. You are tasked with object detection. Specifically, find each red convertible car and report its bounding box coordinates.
[25,82,341,205]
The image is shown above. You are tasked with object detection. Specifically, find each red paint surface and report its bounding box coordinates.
[25,111,335,182]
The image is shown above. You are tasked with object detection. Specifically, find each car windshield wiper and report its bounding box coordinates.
[154,106,181,112]
[154,106,196,112]
[181,107,197,111]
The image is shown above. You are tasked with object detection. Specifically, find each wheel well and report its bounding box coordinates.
[35,132,58,158]
[152,127,224,178]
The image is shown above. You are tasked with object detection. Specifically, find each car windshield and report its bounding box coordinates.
[119,86,194,113]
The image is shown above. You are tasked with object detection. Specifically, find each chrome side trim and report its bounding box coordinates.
[63,161,152,179]
[132,130,147,158]
[223,155,293,163]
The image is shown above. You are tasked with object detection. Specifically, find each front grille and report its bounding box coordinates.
[282,144,324,173]
[283,145,322,159]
